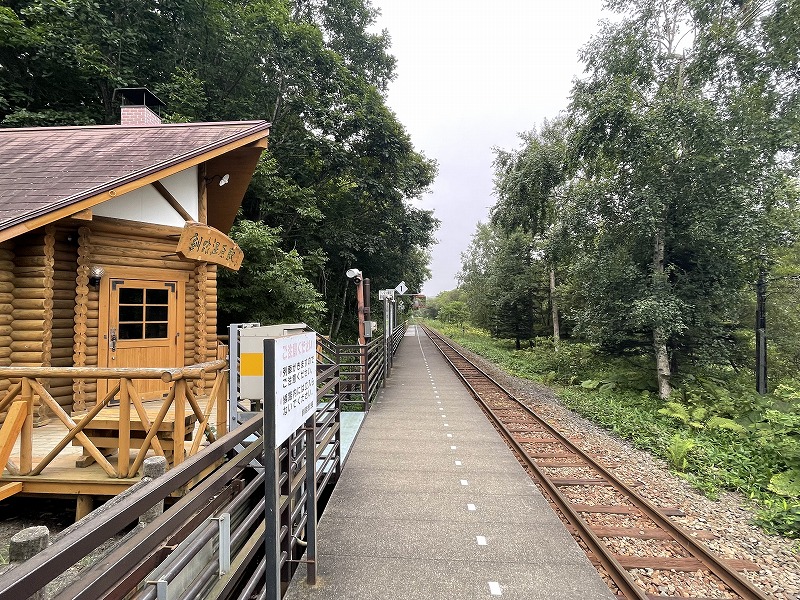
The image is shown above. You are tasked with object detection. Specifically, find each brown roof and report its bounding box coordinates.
[0,120,270,239]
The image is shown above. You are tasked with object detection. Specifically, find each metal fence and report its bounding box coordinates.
[0,321,407,600]
[0,366,340,600]
[322,321,406,412]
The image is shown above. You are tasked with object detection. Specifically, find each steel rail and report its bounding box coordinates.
[422,324,770,600]
[423,326,645,599]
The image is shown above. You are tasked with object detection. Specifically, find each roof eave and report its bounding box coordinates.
[0,122,270,243]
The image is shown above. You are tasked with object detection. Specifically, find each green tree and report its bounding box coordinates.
[491,118,571,346]
[458,222,500,330]
[491,229,539,349]
[0,0,439,338]
[438,301,469,330]
[459,223,548,348]
[218,220,326,328]
[567,0,794,399]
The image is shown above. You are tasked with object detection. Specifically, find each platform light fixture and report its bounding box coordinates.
[89,265,105,289]
[346,268,362,283]
[205,173,230,187]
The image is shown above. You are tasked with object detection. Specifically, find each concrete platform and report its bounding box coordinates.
[285,325,614,600]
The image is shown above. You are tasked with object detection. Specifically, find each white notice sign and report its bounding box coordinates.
[265,332,317,447]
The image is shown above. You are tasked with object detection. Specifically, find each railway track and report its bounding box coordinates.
[421,324,769,600]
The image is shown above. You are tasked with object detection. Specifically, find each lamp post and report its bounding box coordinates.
[347,269,367,407]
[346,269,365,345]
[756,268,767,394]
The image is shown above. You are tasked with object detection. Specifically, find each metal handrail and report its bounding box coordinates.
[0,416,262,600]
[0,327,404,600]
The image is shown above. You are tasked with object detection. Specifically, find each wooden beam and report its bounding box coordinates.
[173,380,186,467]
[118,378,130,478]
[198,164,208,225]
[1,480,134,496]
[68,208,93,221]
[0,401,27,473]
[76,495,94,520]
[246,137,269,149]
[0,482,23,501]
[20,379,33,474]
[151,181,194,222]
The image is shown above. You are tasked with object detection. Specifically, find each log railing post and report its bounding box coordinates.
[173,379,186,466]
[118,378,130,478]
[20,378,33,475]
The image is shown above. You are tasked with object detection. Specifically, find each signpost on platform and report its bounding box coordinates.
[263,331,318,599]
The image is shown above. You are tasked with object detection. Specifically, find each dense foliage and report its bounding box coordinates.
[0,0,437,338]
[441,0,800,535]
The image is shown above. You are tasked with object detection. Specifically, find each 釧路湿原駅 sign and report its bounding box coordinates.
[176,222,243,270]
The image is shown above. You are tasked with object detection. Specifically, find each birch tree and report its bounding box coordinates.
[569,0,790,399]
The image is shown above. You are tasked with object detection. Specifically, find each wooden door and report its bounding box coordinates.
[101,278,184,399]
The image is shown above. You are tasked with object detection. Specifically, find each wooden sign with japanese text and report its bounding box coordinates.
[176,222,243,270]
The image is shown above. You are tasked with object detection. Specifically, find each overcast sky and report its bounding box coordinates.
[370,0,608,296]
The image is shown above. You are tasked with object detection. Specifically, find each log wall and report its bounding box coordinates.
[51,228,79,411]
[193,262,207,395]
[205,265,218,388]
[11,229,53,424]
[1,216,221,419]
[0,241,13,422]
[73,226,92,412]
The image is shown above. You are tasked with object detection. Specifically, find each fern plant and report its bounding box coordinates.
[666,433,696,471]
[658,401,744,432]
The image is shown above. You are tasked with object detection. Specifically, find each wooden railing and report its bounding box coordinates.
[0,361,228,479]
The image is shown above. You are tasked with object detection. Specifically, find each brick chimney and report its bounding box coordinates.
[117,87,165,126]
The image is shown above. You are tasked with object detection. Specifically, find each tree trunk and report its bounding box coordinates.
[549,268,561,349]
[330,283,348,339]
[515,337,521,350]
[654,330,672,400]
[652,223,672,400]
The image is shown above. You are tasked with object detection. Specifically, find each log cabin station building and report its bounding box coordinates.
[0,89,270,516]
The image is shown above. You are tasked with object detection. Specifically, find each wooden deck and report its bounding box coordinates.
[1,399,220,518]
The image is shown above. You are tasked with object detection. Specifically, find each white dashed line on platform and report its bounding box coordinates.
[489,581,502,596]
[467,503,476,511]
[460,480,468,486]
[476,536,487,546]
